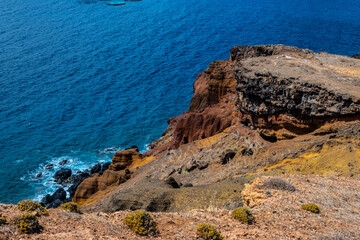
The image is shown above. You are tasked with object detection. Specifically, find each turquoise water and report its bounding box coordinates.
[0,0,359,203]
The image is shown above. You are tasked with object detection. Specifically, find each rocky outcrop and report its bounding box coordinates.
[148,56,238,153]
[75,45,360,213]
[231,45,360,140]
[73,147,141,205]
[352,53,360,59]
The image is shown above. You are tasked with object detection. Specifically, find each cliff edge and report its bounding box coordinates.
[2,45,359,239]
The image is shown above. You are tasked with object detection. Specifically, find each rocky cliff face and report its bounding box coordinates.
[148,59,238,153]
[232,45,360,140]
[73,147,141,205]
[73,45,360,213]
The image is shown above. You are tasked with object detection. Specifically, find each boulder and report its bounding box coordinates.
[44,164,54,170]
[47,199,63,208]
[73,148,141,204]
[164,177,180,188]
[58,159,68,166]
[53,168,72,184]
[90,163,102,174]
[35,173,43,178]
[40,194,53,206]
[220,150,236,164]
[52,187,66,202]
[101,162,111,172]
[352,53,360,59]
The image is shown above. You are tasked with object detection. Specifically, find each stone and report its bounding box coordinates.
[35,173,43,178]
[58,159,68,166]
[164,177,180,188]
[52,187,67,201]
[221,150,236,164]
[53,168,72,184]
[352,53,360,59]
[40,194,53,207]
[101,162,111,172]
[47,199,63,209]
[90,163,102,174]
[44,164,54,170]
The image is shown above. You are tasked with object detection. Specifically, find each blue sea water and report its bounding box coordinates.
[0,0,359,204]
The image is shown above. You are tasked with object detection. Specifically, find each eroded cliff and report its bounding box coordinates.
[73,45,360,214]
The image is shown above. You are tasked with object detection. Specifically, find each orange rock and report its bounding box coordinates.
[73,148,140,205]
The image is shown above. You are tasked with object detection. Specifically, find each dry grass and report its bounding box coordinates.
[1,174,359,239]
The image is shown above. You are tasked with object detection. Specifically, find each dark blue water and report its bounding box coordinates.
[1,0,359,204]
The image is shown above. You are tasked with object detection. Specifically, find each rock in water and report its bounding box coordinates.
[90,163,102,174]
[101,162,111,172]
[44,164,54,170]
[52,187,67,202]
[352,53,360,59]
[41,187,66,208]
[58,159,68,166]
[53,168,72,184]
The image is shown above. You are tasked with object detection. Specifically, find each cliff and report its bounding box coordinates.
[71,45,360,211]
[2,45,359,239]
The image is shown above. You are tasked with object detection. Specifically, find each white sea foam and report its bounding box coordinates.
[22,150,114,202]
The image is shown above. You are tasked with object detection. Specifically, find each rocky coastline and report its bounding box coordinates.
[1,45,360,239]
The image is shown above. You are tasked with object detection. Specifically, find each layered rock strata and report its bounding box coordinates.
[74,45,360,210]
[73,147,141,205]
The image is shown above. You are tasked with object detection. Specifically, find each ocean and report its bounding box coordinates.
[0,0,359,204]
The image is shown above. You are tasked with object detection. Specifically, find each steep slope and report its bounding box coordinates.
[72,45,360,213]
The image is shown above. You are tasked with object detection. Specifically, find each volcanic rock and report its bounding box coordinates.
[73,147,140,204]
[52,187,66,202]
[220,150,236,164]
[352,53,360,59]
[58,159,68,166]
[90,163,102,174]
[53,168,72,184]
[164,177,180,188]
[44,164,54,170]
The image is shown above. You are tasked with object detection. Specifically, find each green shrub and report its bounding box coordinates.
[59,202,81,213]
[12,214,41,234]
[197,223,223,240]
[0,216,7,225]
[301,203,320,213]
[123,211,158,236]
[231,207,254,224]
[17,200,48,216]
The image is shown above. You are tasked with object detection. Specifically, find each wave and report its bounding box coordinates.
[20,150,114,202]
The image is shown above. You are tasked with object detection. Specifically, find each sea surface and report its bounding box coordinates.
[0,0,359,204]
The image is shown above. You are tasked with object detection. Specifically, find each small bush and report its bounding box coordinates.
[0,216,7,225]
[124,211,158,236]
[59,202,81,213]
[301,203,320,213]
[260,178,296,191]
[232,207,254,224]
[12,214,41,234]
[197,223,223,240]
[17,200,48,216]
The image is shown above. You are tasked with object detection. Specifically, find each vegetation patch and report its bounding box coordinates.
[231,207,254,224]
[17,200,48,216]
[197,223,223,240]
[260,178,296,191]
[12,214,41,234]
[0,215,7,225]
[123,210,158,236]
[301,203,320,213]
[59,202,81,213]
